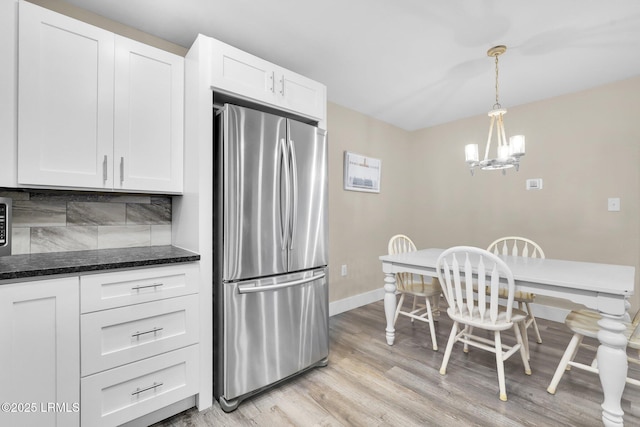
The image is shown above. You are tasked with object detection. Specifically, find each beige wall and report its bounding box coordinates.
[328,76,640,310]
[327,103,412,301]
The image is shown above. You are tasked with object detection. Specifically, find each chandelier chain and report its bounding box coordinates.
[494,54,500,108]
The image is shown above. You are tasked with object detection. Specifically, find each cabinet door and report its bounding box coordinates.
[114,36,184,193]
[210,37,278,106]
[277,68,326,121]
[18,2,114,189]
[209,37,326,122]
[0,277,80,427]
[0,0,18,187]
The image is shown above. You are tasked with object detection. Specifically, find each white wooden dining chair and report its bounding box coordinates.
[487,236,545,358]
[437,246,531,401]
[547,307,640,394]
[388,234,440,351]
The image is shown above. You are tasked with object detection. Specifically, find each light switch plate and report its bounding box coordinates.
[526,178,543,190]
[608,198,621,212]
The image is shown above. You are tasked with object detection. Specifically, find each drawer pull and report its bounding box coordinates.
[131,282,164,292]
[131,381,163,396]
[131,327,163,339]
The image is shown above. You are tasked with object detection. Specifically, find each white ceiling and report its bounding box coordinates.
[64,0,640,131]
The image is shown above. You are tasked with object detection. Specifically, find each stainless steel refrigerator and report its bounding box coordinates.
[213,103,329,412]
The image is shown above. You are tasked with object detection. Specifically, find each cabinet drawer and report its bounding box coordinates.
[81,263,199,313]
[81,294,199,376]
[81,345,198,427]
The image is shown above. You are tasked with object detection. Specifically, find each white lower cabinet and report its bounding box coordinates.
[81,263,200,313]
[0,262,200,427]
[81,294,200,376]
[80,263,200,426]
[81,344,199,427]
[0,277,80,427]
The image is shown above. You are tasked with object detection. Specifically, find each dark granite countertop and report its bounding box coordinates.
[0,245,200,281]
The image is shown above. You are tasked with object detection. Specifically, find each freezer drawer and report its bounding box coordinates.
[222,269,328,402]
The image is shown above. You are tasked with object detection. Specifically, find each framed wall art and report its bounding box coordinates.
[343,151,381,193]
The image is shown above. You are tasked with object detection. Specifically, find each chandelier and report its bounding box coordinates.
[465,45,525,175]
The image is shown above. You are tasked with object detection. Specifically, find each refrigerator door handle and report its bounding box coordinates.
[237,272,326,294]
[288,137,298,250]
[279,138,291,250]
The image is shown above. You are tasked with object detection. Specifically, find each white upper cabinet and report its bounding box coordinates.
[18,2,184,194]
[209,37,326,122]
[114,36,184,193]
[18,1,115,190]
[0,0,18,188]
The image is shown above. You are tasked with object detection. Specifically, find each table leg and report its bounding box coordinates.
[597,312,628,427]
[384,272,397,345]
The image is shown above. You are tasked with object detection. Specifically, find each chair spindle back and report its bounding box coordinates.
[487,236,545,259]
[437,246,516,325]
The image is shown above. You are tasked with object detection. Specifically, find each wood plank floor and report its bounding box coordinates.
[154,300,640,426]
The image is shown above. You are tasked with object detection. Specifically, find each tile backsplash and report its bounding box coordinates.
[0,189,172,255]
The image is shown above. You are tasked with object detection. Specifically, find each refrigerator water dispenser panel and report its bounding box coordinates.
[0,197,12,256]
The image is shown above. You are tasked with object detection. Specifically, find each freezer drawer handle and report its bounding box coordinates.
[238,272,325,294]
[131,282,164,292]
[131,327,163,339]
[131,381,163,396]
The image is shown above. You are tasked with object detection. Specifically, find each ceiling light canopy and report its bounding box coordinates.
[465,45,525,175]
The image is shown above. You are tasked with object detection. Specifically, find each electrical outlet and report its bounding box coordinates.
[341,264,348,276]
[608,198,620,212]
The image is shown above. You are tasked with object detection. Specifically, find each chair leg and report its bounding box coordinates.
[495,331,507,402]
[425,297,438,351]
[547,333,583,394]
[464,327,473,353]
[393,294,405,326]
[513,322,532,375]
[567,334,584,371]
[525,302,543,344]
[410,295,417,323]
[432,294,441,319]
[440,321,459,375]
[521,322,530,360]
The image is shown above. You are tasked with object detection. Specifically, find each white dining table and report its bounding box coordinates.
[380,248,636,427]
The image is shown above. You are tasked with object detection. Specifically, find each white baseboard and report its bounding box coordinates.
[330,289,570,324]
[329,287,385,317]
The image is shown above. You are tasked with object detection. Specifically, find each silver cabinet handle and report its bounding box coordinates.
[131,282,164,291]
[131,382,163,396]
[279,76,285,96]
[269,71,275,93]
[102,155,108,182]
[119,157,124,185]
[131,327,163,339]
